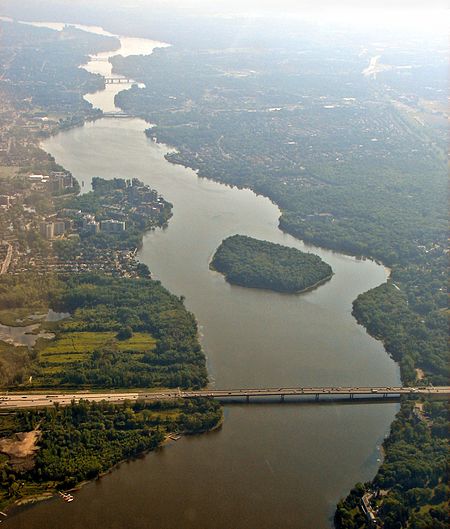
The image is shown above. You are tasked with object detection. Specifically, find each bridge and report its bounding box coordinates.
[104,77,133,84]
[102,111,133,118]
[0,386,448,409]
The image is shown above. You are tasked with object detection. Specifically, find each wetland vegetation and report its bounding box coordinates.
[0,273,207,390]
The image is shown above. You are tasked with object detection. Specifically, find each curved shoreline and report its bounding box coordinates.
[18,18,400,529]
[5,412,225,516]
[209,260,334,295]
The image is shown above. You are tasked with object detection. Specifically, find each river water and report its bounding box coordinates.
[5,22,400,529]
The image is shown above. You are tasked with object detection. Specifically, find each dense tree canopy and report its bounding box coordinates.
[211,235,332,293]
[0,398,222,509]
[111,45,448,525]
[0,273,207,389]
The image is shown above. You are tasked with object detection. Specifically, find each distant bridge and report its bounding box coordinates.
[104,77,133,84]
[102,111,133,118]
[0,386,449,409]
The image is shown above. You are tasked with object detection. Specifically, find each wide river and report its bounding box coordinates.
[6,22,400,529]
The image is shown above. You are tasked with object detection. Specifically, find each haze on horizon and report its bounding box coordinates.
[75,0,449,10]
[16,0,450,34]
[1,0,448,37]
[147,0,449,30]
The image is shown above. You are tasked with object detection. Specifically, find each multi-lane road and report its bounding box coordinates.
[1,386,449,409]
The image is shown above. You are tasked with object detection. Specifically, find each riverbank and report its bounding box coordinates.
[0,20,221,516]
[108,35,447,527]
[1,398,223,514]
[2,17,405,529]
[141,102,448,528]
[210,261,333,295]
[9,412,224,512]
[28,24,401,528]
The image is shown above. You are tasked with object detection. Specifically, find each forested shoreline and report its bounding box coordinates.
[0,398,222,511]
[111,44,448,527]
[0,21,215,513]
[0,15,447,526]
[0,273,207,390]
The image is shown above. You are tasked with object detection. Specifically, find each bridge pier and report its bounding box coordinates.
[315,393,319,401]
[246,395,250,403]
[350,393,354,400]
[281,395,285,403]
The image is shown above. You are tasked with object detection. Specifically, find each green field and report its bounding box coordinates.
[39,331,156,364]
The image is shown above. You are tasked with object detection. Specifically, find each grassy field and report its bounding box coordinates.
[39,331,156,364]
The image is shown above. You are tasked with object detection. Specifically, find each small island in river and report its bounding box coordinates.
[210,235,333,293]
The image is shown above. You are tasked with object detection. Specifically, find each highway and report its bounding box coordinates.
[0,386,449,409]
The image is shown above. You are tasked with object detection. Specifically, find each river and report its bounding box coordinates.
[5,22,400,529]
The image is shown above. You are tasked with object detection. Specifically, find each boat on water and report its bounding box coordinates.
[58,491,74,503]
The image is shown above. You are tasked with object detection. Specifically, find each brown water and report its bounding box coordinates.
[4,24,400,529]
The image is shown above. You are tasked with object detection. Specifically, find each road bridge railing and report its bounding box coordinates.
[0,386,449,409]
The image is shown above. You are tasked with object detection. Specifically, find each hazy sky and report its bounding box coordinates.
[44,0,444,13]
[120,1,449,25]
[2,0,447,36]
[124,0,448,33]
[129,0,448,9]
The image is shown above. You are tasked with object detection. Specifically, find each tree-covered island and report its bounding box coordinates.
[210,235,332,293]
[0,14,448,526]
[112,42,448,525]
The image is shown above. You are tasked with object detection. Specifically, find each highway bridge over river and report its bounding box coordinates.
[0,386,449,409]
[102,111,133,118]
[104,77,133,84]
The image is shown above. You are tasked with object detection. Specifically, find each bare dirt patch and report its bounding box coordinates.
[0,428,41,471]
[415,368,425,380]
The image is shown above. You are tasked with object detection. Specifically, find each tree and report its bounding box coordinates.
[136,263,150,277]
[116,326,133,341]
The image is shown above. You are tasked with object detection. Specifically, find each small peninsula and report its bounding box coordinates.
[210,235,333,293]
